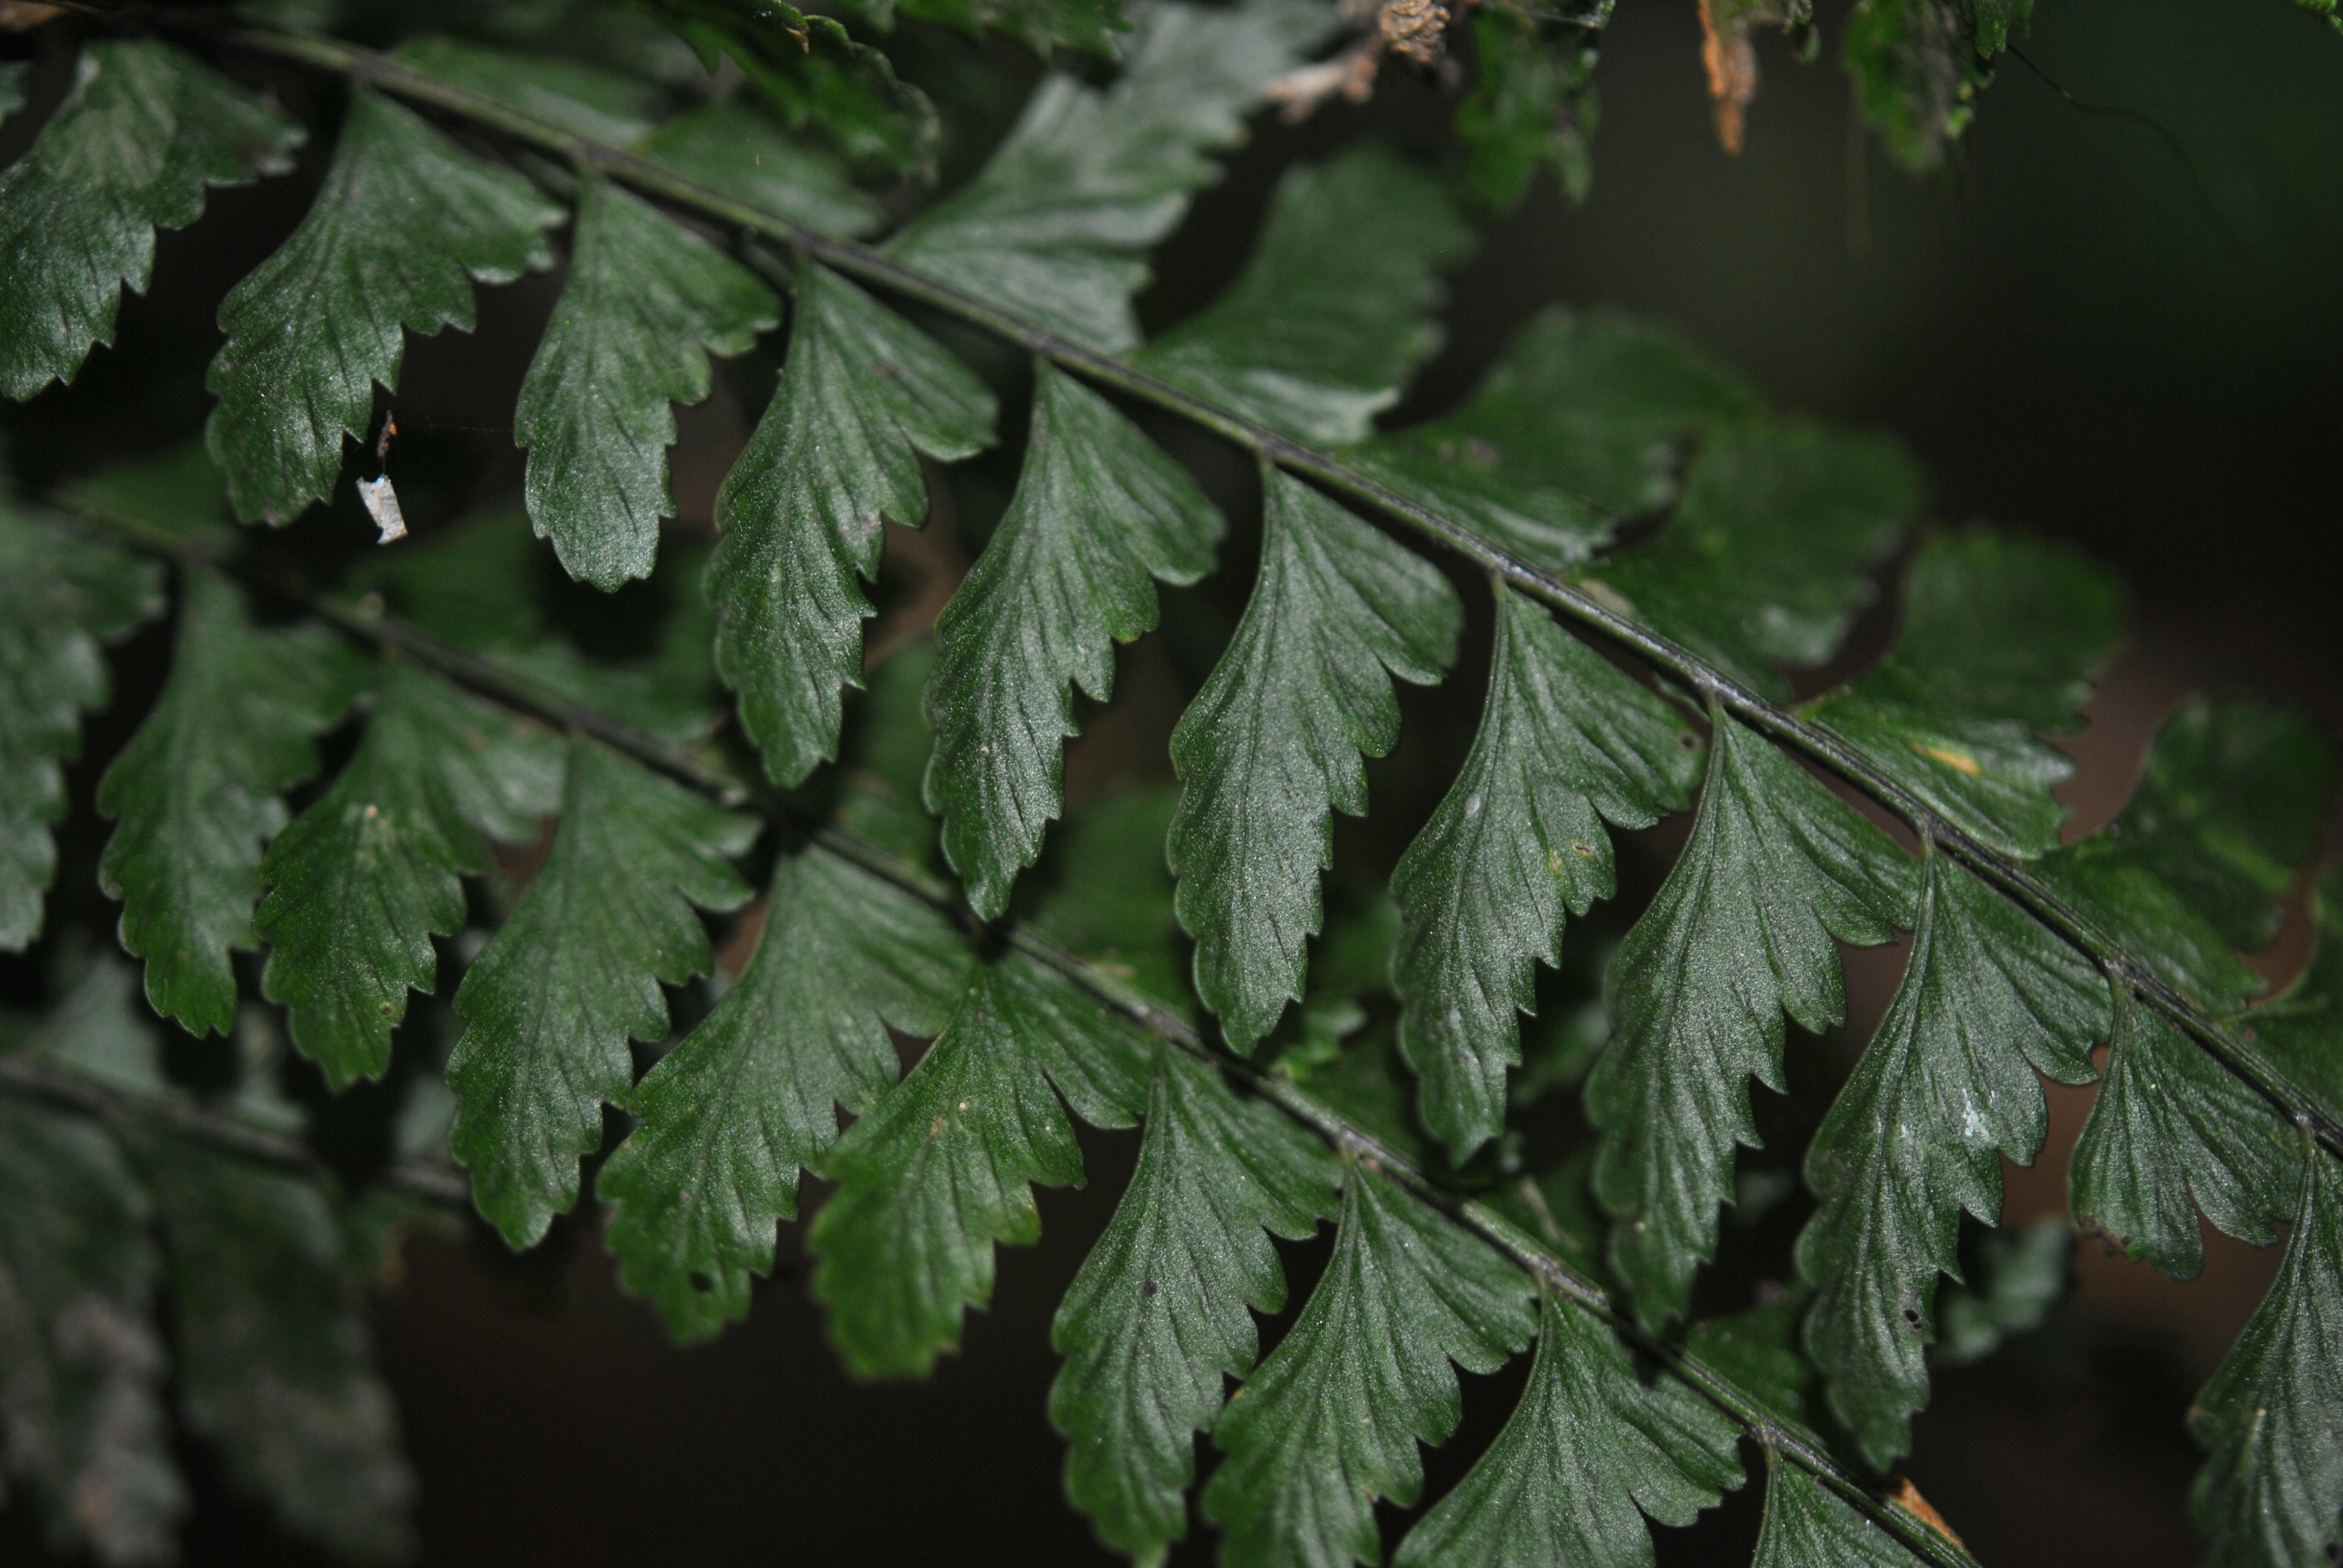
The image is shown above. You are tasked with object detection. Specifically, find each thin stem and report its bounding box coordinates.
[0,1054,471,1206]
[180,23,2343,1162]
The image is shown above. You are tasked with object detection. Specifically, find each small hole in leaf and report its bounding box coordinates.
[1676,731,1699,751]
[1141,1279,1159,1297]
[1902,1307,1924,1329]
[689,1272,713,1293]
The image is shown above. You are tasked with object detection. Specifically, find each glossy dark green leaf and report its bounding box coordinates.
[1807,529,2123,857]
[1391,583,1701,1160]
[2037,697,2333,1010]
[1167,471,1461,1050]
[1135,148,1475,444]
[95,570,365,1036]
[598,846,970,1341]
[0,41,301,400]
[636,98,882,237]
[630,0,940,172]
[1201,1163,1535,1568]
[257,659,563,1091]
[206,90,563,524]
[395,34,666,143]
[2094,697,2333,953]
[1844,0,2027,175]
[1588,713,1915,1329]
[1455,12,1600,210]
[0,59,24,123]
[882,0,1127,56]
[1794,851,2105,1466]
[2250,869,2343,1128]
[139,1132,415,1561]
[0,503,165,949]
[2188,1142,2343,1568]
[884,0,1327,353]
[1595,420,1919,697]
[0,1099,180,1564]
[1049,1045,1339,1560]
[2068,996,2299,1279]
[1395,1290,1743,1568]
[1363,305,1760,526]
[709,264,997,786]
[808,952,1152,1376]
[1750,1452,1922,1568]
[516,175,778,589]
[447,735,756,1248]
[925,362,1221,918]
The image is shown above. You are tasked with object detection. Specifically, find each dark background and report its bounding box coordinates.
[5,0,2341,1562]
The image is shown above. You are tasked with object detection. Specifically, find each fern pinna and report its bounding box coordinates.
[1,4,2339,1566]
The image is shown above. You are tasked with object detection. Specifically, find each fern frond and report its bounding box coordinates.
[95,570,366,1037]
[1391,582,1701,1160]
[257,658,563,1089]
[924,362,1221,918]
[1588,712,1915,1328]
[205,90,563,524]
[0,501,165,949]
[883,0,1328,353]
[516,175,778,588]
[0,42,302,400]
[709,264,997,785]
[1167,470,1460,1050]
[447,735,756,1248]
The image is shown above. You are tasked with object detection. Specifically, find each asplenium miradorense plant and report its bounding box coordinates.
[1,1,2339,1564]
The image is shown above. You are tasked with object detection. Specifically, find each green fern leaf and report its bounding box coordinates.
[0,503,165,949]
[517,175,778,588]
[598,846,971,1341]
[2068,998,2298,1278]
[94,570,364,1036]
[635,98,883,237]
[1807,530,2123,857]
[0,1099,180,1563]
[1795,851,2106,1467]
[1751,1453,1923,1568]
[885,0,1129,57]
[1355,305,1760,539]
[808,953,1151,1376]
[395,34,666,143]
[2252,869,2343,1126]
[0,41,301,400]
[0,59,24,123]
[1594,421,1919,697]
[1455,13,1599,210]
[925,362,1222,918]
[137,1131,415,1561]
[1394,1290,1743,1568]
[1201,1163,1535,1568]
[710,264,997,785]
[256,659,563,1091]
[2187,1142,2343,1568]
[1588,713,1915,1328]
[883,0,1326,353]
[1049,1044,1340,1560]
[1845,0,2026,175]
[206,90,563,524]
[630,0,940,172]
[1391,582,1702,1160]
[447,736,756,1247]
[1134,148,1474,444]
[2038,697,2332,1010]
[1168,471,1461,1050]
